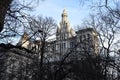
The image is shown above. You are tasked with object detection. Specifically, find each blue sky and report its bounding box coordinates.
[30,0,120,28]
[30,0,93,28]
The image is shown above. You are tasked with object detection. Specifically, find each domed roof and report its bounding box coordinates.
[62,9,68,17]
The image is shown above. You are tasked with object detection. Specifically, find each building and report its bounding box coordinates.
[0,44,35,80]
[18,9,99,61]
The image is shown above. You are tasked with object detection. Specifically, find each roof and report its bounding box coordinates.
[76,28,97,33]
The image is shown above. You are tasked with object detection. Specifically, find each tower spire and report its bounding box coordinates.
[61,9,68,22]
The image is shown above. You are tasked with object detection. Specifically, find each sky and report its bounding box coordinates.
[30,0,93,28]
[30,0,120,28]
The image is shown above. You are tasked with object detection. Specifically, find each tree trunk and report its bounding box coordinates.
[0,0,13,32]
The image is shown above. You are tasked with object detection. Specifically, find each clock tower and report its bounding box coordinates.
[56,9,76,54]
[56,9,76,40]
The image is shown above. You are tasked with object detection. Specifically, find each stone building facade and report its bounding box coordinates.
[18,9,99,61]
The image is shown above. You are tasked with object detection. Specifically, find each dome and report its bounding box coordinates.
[62,9,68,17]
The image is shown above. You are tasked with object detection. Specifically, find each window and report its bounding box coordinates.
[63,43,66,49]
[60,43,62,51]
[61,34,65,40]
[83,35,86,40]
[87,34,91,40]
[60,43,66,50]
[61,43,63,49]
[56,44,58,50]
[79,36,82,42]
[64,34,65,39]
[70,42,74,48]
[53,44,56,51]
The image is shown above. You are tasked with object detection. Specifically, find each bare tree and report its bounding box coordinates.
[0,0,43,33]
[24,16,57,80]
[0,0,47,45]
[76,10,120,79]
